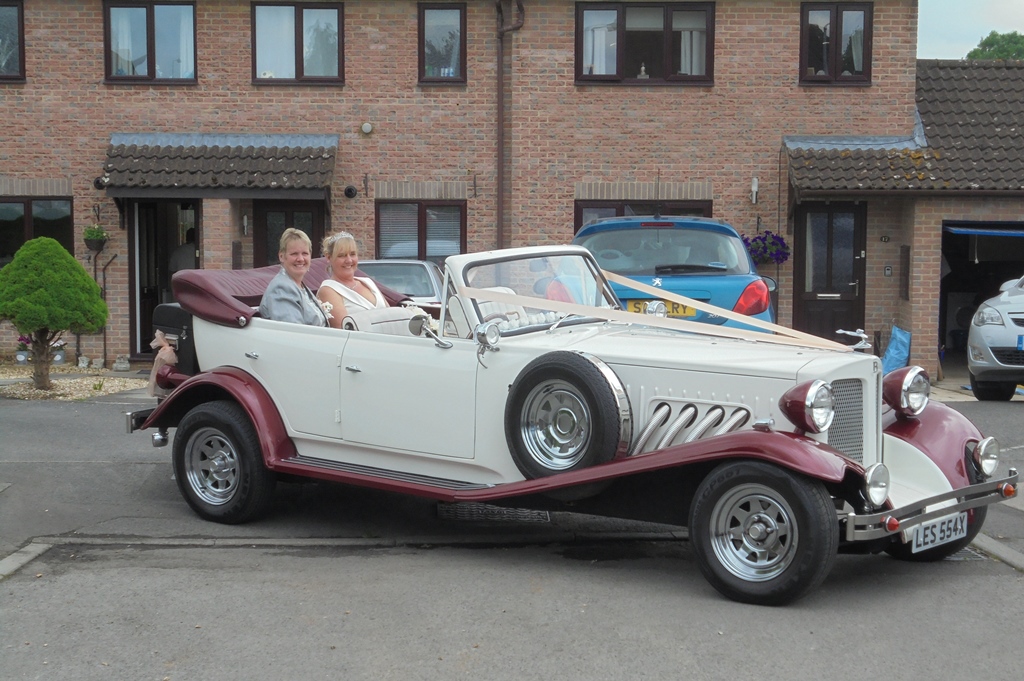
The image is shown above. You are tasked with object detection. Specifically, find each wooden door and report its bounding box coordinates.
[793,203,867,343]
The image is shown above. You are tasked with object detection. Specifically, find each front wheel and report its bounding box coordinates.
[172,400,275,524]
[969,373,1016,401]
[689,461,838,606]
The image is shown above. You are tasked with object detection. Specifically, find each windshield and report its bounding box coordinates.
[454,253,619,334]
[358,261,440,298]
[576,227,751,276]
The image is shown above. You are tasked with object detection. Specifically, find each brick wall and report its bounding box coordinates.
[2,0,927,362]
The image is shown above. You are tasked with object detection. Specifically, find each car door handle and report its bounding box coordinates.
[245,352,259,360]
[345,365,361,373]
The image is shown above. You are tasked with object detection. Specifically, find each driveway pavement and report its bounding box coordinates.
[1,354,1021,578]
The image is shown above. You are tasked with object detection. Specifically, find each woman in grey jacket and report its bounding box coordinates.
[259,228,329,326]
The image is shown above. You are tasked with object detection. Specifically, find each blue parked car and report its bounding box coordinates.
[572,216,776,325]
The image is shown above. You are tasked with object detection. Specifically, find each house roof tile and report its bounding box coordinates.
[788,60,1024,194]
[99,133,338,193]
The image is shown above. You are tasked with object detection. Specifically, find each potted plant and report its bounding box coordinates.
[83,224,109,252]
[743,230,791,268]
[15,334,31,365]
[51,337,67,364]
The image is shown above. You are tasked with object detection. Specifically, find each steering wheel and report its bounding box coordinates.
[597,249,625,262]
[482,312,511,323]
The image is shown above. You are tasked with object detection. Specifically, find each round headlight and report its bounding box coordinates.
[973,436,1000,478]
[863,463,890,507]
[780,380,834,433]
[882,366,930,417]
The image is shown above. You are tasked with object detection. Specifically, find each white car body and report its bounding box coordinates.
[133,245,1018,605]
[967,275,1024,400]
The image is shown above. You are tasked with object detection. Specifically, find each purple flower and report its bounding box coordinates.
[743,231,790,266]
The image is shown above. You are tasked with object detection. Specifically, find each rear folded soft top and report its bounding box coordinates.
[171,258,409,327]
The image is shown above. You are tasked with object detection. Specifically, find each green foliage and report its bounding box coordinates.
[966,31,1024,60]
[83,224,109,240]
[0,236,107,334]
[0,237,108,389]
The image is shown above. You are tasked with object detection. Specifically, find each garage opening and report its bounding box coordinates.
[940,221,1024,354]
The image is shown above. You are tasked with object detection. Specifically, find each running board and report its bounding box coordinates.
[282,455,494,492]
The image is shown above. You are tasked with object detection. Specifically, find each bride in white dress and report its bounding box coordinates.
[316,232,387,329]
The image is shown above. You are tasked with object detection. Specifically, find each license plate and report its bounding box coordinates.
[911,511,968,553]
[1018,335,1023,351]
[626,299,697,318]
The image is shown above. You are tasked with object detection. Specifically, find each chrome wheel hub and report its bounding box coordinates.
[520,379,592,471]
[709,484,798,582]
[186,427,240,506]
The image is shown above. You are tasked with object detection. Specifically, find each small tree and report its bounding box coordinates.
[0,237,108,389]
[966,31,1024,60]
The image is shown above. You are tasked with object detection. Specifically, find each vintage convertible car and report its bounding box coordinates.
[127,245,1018,605]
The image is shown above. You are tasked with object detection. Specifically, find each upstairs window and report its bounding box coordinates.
[800,3,872,84]
[419,3,466,83]
[576,3,715,84]
[0,1,24,81]
[253,2,343,83]
[104,2,196,81]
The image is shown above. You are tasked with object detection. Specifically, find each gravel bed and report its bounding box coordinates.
[0,363,150,401]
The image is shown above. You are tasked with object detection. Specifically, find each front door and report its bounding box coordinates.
[253,201,325,267]
[129,200,199,358]
[793,202,866,343]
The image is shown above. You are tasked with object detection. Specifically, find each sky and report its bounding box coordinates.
[918,0,1024,58]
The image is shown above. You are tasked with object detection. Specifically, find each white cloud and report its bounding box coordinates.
[918,0,1024,58]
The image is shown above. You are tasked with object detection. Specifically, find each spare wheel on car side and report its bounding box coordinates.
[504,351,631,479]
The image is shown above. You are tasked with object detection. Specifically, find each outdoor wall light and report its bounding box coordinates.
[344,185,358,199]
[361,122,373,134]
[750,177,759,204]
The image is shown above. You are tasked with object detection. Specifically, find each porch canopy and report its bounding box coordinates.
[97,133,338,199]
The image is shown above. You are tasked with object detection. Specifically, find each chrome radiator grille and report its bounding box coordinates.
[827,379,864,463]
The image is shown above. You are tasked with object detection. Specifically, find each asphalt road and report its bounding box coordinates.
[1,386,1022,680]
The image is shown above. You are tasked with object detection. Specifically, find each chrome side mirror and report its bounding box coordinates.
[473,320,502,367]
[410,315,452,349]
[643,300,667,317]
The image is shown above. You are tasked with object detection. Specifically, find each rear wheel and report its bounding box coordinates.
[969,372,1016,401]
[173,400,275,524]
[689,461,838,606]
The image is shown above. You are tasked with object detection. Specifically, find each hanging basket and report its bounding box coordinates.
[84,238,107,252]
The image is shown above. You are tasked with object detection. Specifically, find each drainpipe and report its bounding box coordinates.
[495,0,524,249]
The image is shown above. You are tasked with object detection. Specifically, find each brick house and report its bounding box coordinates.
[1,1,1022,379]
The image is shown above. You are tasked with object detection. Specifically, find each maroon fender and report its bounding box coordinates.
[452,429,856,504]
[884,401,982,489]
[142,366,296,466]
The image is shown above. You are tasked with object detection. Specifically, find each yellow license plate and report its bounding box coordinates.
[626,299,697,318]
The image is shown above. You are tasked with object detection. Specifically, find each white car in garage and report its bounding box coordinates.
[968,274,1024,400]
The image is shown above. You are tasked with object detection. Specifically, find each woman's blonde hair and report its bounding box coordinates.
[279,227,312,254]
[322,231,357,259]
